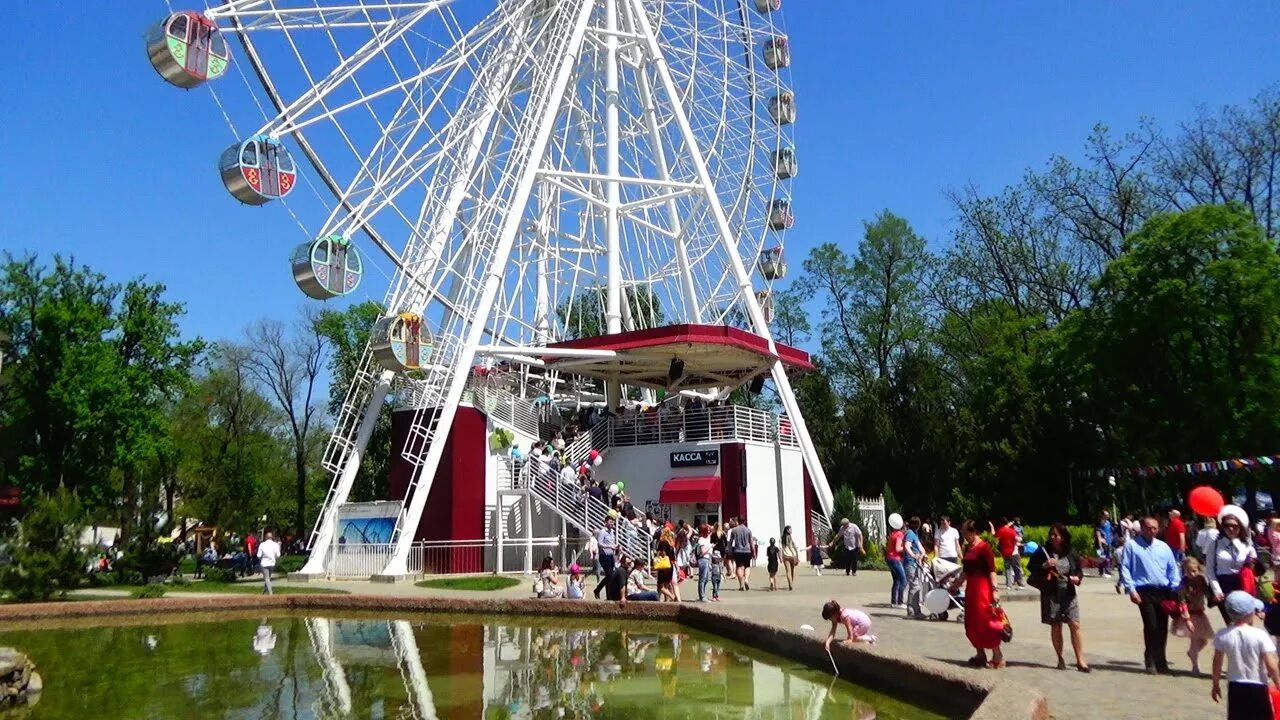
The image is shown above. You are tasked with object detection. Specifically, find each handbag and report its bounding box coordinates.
[1159,598,1181,616]
[1242,565,1259,597]
[532,579,545,596]
[992,603,1013,643]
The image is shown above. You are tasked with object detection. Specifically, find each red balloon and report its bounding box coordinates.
[1188,485,1225,518]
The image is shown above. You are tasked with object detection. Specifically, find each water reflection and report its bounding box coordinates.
[0,616,934,720]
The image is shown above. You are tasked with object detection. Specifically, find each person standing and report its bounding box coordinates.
[728,516,755,590]
[1028,524,1088,672]
[1208,506,1259,625]
[935,516,960,565]
[904,517,926,618]
[886,521,906,607]
[950,520,1005,668]
[257,531,282,596]
[1120,515,1182,674]
[828,518,863,576]
[994,517,1024,589]
[1165,509,1187,562]
[593,517,618,599]
[1095,511,1114,578]
[696,524,713,602]
[780,525,799,591]
[1211,591,1280,720]
[245,532,259,576]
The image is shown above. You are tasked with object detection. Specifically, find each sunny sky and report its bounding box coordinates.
[1,2,1277,350]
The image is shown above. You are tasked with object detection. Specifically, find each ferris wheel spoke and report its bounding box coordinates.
[208,1,458,31]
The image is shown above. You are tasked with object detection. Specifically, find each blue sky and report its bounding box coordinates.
[1,2,1277,349]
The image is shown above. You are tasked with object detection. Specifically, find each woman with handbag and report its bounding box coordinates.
[1028,523,1089,672]
[950,520,1006,669]
[780,525,800,591]
[1208,505,1259,624]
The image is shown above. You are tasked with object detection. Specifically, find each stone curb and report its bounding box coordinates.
[0,595,1049,718]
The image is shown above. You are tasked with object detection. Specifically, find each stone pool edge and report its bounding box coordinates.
[0,595,1048,720]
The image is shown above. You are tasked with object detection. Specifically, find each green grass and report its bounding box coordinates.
[165,582,349,595]
[415,576,522,592]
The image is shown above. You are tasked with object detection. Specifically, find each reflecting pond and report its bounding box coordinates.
[0,612,944,719]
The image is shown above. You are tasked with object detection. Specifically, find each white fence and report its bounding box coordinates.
[608,404,799,448]
[324,537,564,578]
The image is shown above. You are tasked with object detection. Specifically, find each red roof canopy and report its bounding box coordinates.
[542,324,812,392]
[659,476,722,505]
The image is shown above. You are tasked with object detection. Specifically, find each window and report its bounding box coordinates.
[168,14,190,43]
[208,31,228,60]
[240,142,258,167]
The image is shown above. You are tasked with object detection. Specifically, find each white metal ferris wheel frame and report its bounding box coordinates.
[193,0,833,576]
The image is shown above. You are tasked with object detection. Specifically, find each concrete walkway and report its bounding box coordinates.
[74,569,1220,718]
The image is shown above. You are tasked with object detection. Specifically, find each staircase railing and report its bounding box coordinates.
[519,458,649,561]
[463,382,543,439]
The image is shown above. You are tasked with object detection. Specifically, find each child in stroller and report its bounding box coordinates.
[918,556,965,621]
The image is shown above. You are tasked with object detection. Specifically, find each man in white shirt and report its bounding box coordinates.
[257,531,282,595]
[1212,590,1280,718]
[936,516,961,564]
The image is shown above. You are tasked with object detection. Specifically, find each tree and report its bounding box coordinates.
[174,345,289,534]
[0,254,201,526]
[313,301,391,502]
[0,489,88,601]
[244,311,326,536]
[555,285,664,340]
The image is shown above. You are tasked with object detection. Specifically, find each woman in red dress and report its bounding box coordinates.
[950,519,1005,668]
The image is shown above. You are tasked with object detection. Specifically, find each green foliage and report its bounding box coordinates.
[0,254,202,522]
[0,489,88,601]
[313,301,391,502]
[202,566,238,584]
[555,285,664,340]
[132,582,167,599]
[1018,525,1098,559]
[416,576,523,591]
[828,486,857,537]
[276,555,307,574]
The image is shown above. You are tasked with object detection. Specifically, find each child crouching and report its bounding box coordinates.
[821,600,876,649]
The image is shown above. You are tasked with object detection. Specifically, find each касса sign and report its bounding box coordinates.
[670,450,719,467]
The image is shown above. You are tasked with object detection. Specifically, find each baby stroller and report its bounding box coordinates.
[919,557,965,622]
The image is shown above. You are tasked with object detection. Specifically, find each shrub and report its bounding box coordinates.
[0,489,88,602]
[277,555,307,574]
[203,566,238,584]
[88,571,119,587]
[167,574,191,586]
[133,583,167,599]
[1019,525,1096,559]
[115,534,182,581]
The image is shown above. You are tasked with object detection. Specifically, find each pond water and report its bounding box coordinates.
[1,612,944,719]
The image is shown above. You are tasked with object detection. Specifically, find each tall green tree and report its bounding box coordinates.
[0,254,200,528]
[313,301,391,502]
[555,285,664,340]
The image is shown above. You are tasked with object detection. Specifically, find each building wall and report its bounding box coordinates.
[742,443,807,553]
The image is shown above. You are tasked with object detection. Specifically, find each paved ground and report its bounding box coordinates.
[75,569,1222,719]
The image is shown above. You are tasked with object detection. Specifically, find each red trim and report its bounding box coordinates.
[545,324,813,370]
[659,476,722,505]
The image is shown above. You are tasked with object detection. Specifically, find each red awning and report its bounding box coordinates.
[659,476,722,505]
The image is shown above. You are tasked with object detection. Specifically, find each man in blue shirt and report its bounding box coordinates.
[1095,511,1114,577]
[1120,515,1182,675]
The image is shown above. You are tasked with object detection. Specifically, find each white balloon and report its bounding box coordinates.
[888,513,904,530]
[560,467,575,483]
[593,456,603,467]
[608,483,619,494]
[924,588,951,615]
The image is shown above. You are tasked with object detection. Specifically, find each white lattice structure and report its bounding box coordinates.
[149,0,834,576]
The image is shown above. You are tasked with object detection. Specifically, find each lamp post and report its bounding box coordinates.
[1108,475,1117,525]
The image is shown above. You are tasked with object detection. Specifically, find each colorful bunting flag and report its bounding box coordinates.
[1077,451,1280,479]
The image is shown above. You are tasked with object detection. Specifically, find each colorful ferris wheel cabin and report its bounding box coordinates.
[768,199,794,230]
[292,236,364,300]
[763,37,790,70]
[372,313,432,372]
[145,11,229,89]
[769,92,796,125]
[756,290,776,323]
[755,0,782,12]
[772,147,797,180]
[758,246,787,280]
[219,136,297,205]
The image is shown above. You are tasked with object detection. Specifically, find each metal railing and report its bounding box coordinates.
[811,510,833,544]
[607,404,799,448]
[519,458,649,561]
[325,537,565,577]
[463,382,543,439]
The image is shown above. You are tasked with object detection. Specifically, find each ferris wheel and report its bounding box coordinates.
[147,0,827,576]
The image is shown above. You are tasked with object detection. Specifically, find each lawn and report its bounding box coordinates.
[415,576,522,592]
[163,582,349,595]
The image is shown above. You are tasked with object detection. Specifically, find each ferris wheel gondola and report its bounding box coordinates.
[218,135,296,205]
[292,236,363,300]
[145,11,230,88]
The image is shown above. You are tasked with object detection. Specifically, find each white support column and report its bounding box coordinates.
[524,495,534,573]
[390,620,440,720]
[300,370,393,576]
[603,0,622,336]
[381,0,597,577]
[626,0,836,520]
[495,500,504,574]
[534,186,553,345]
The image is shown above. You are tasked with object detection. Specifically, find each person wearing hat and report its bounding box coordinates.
[1207,505,1259,625]
[1211,590,1280,719]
